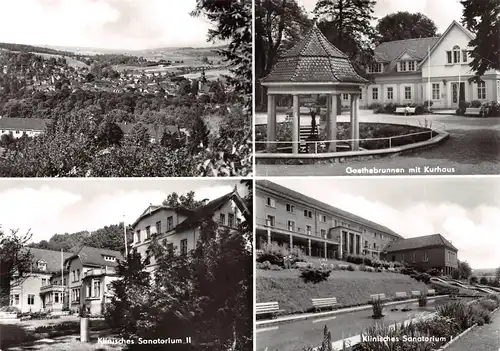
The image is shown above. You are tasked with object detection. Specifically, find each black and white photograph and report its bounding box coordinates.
[0,178,253,350]
[255,177,500,351]
[255,0,500,176]
[0,0,252,177]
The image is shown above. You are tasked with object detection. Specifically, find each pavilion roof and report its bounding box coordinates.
[262,24,368,84]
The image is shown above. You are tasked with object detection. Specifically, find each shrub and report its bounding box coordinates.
[423,100,433,107]
[418,293,428,307]
[419,273,431,284]
[299,267,332,284]
[486,294,500,304]
[270,264,282,271]
[257,242,286,266]
[34,322,77,333]
[479,299,498,311]
[0,306,20,313]
[368,102,383,110]
[256,261,271,270]
[427,268,441,276]
[347,264,355,271]
[372,298,384,319]
[470,100,482,108]
[437,301,476,330]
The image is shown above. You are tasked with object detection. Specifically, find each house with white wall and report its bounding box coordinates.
[360,20,500,109]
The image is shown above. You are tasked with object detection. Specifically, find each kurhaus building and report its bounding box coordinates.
[131,187,250,272]
[255,180,403,260]
[358,20,500,109]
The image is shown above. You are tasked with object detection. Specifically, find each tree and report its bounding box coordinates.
[0,229,33,306]
[496,266,500,282]
[188,115,210,154]
[128,123,150,146]
[469,275,478,284]
[480,276,488,285]
[95,121,124,148]
[457,260,472,280]
[376,12,438,43]
[460,0,500,77]
[162,191,206,210]
[178,80,192,96]
[314,0,377,75]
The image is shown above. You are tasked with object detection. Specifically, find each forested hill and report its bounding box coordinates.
[27,223,132,253]
[0,42,76,57]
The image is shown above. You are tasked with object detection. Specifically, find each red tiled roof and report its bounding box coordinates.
[262,24,368,84]
[383,234,458,253]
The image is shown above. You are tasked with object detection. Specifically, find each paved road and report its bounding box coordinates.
[446,309,500,351]
[256,298,448,351]
[256,113,500,176]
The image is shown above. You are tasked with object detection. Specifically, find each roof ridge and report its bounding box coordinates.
[378,36,440,45]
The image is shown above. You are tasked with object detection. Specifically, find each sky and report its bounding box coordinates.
[0,0,213,50]
[269,177,500,270]
[297,0,464,34]
[0,179,247,244]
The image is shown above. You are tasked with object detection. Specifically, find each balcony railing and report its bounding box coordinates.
[40,284,65,292]
[83,267,116,278]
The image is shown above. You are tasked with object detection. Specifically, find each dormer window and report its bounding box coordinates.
[37,260,47,271]
[399,61,406,72]
[408,61,415,71]
[367,63,383,73]
[103,255,116,262]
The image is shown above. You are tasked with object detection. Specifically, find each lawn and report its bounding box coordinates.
[256,269,429,315]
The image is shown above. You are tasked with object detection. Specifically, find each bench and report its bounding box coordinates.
[370,293,386,301]
[464,107,482,116]
[256,302,282,318]
[411,290,421,297]
[427,289,436,296]
[312,297,338,312]
[395,292,407,299]
[295,262,308,268]
[395,107,416,115]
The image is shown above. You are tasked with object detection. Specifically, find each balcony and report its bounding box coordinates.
[364,244,380,252]
[257,218,339,244]
[83,267,116,278]
[40,284,66,293]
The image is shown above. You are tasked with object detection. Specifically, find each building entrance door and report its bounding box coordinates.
[451,82,465,107]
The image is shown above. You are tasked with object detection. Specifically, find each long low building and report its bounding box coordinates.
[256,180,403,260]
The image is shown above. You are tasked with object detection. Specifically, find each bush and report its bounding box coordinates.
[299,267,332,284]
[419,273,431,284]
[418,293,428,307]
[256,242,286,266]
[479,299,498,311]
[371,298,384,318]
[483,101,500,117]
[423,100,433,107]
[347,264,355,271]
[437,301,476,330]
[256,261,272,270]
[0,306,20,313]
[368,102,383,110]
[34,322,77,333]
[427,268,441,276]
[470,100,482,108]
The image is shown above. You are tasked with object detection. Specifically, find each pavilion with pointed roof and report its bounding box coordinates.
[261,23,368,153]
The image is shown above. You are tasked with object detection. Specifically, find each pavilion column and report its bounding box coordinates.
[292,94,300,154]
[347,233,350,255]
[267,94,277,152]
[289,234,293,250]
[308,238,311,256]
[327,94,338,152]
[324,242,327,259]
[267,228,271,244]
[350,94,360,151]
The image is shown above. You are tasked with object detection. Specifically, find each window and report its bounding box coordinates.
[372,87,378,100]
[342,93,349,100]
[453,46,461,63]
[368,63,382,73]
[228,213,234,227]
[72,270,76,282]
[446,51,452,64]
[364,240,368,248]
[93,280,101,297]
[220,213,226,225]
[462,50,468,62]
[320,215,326,223]
[432,83,440,100]
[408,61,415,71]
[37,260,47,271]
[478,81,486,99]
[399,61,407,72]
[156,221,162,235]
[135,230,140,243]
[286,204,295,213]
[266,197,276,208]
[145,226,151,240]
[167,243,174,256]
[303,210,312,218]
[77,269,80,281]
[167,216,173,231]
[411,252,416,262]
[373,233,377,238]
[42,278,47,286]
[423,251,428,262]
[287,220,295,232]
[401,253,405,261]
[266,215,275,227]
[404,86,411,100]
[63,278,66,285]
[387,87,393,100]
[306,225,312,235]
[28,294,34,305]
[180,239,188,255]
[54,292,59,303]
[320,229,326,238]
[14,294,19,305]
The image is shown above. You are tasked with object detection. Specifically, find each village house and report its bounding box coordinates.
[0,117,50,139]
[131,187,250,273]
[360,20,500,109]
[381,234,459,276]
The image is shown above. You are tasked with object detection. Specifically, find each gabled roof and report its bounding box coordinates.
[22,248,73,274]
[0,117,51,131]
[256,180,403,239]
[64,246,124,267]
[176,187,250,232]
[131,205,193,228]
[262,24,367,84]
[382,234,458,253]
[417,20,475,68]
[373,37,440,74]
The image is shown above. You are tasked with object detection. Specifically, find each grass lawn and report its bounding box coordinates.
[256,269,429,315]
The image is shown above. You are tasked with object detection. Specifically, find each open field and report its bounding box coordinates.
[257,269,429,315]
